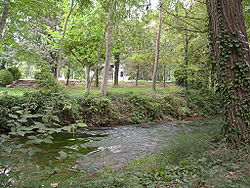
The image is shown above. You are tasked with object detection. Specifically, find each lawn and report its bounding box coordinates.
[0,87,34,96]
[0,82,183,96]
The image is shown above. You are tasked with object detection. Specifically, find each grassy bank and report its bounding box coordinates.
[0,86,219,132]
[18,118,250,187]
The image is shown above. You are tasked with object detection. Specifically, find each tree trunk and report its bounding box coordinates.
[136,65,139,86]
[95,68,99,87]
[88,67,99,90]
[207,0,250,145]
[0,0,9,37]
[66,66,70,86]
[114,52,120,86]
[101,16,113,95]
[85,64,91,92]
[184,33,189,88]
[152,0,163,91]
[53,66,57,78]
[163,64,166,87]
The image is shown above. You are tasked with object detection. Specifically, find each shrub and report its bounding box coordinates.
[174,63,210,90]
[128,95,164,122]
[0,69,14,87]
[174,67,188,87]
[0,91,78,131]
[184,89,220,116]
[7,67,22,80]
[34,70,61,90]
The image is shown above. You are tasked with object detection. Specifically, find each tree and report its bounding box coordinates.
[113,52,120,86]
[100,0,145,95]
[127,50,153,85]
[101,6,113,95]
[152,0,163,91]
[62,1,105,91]
[0,0,9,37]
[161,1,209,89]
[206,0,250,145]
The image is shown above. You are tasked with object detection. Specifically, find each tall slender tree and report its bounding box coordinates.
[0,0,9,38]
[101,7,114,95]
[152,0,163,91]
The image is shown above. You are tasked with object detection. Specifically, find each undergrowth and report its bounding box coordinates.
[0,88,220,132]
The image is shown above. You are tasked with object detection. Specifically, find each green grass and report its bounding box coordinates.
[69,86,182,96]
[0,87,34,96]
[0,84,183,96]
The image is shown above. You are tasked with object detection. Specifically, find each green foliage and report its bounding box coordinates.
[34,65,61,90]
[207,1,250,144]
[0,69,14,87]
[162,93,191,118]
[0,109,73,187]
[127,95,163,122]
[184,89,220,116]
[7,67,22,80]
[0,88,220,132]
[0,90,79,132]
[174,67,188,87]
[174,62,210,89]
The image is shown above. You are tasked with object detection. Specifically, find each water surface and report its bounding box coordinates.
[29,118,219,171]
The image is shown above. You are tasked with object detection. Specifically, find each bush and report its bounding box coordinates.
[184,89,220,116]
[0,69,14,87]
[174,67,188,87]
[7,67,22,80]
[0,91,78,131]
[174,63,210,89]
[34,70,61,90]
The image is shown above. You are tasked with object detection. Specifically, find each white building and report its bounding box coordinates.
[109,61,129,82]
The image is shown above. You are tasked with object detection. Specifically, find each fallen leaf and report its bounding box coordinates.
[51,183,59,188]
[229,171,236,175]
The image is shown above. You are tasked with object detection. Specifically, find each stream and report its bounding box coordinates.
[28,119,214,173]
[15,117,220,179]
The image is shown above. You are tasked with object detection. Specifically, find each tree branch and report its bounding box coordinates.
[163,21,204,33]
[61,0,75,42]
[161,7,204,32]
[162,7,205,21]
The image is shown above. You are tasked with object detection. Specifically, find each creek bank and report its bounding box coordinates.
[0,88,219,132]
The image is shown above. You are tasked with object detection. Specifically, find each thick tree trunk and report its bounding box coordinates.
[101,15,113,95]
[152,0,163,91]
[114,52,120,86]
[136,65,139,86]
[0,0,9,37]
[207,0,250,145]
